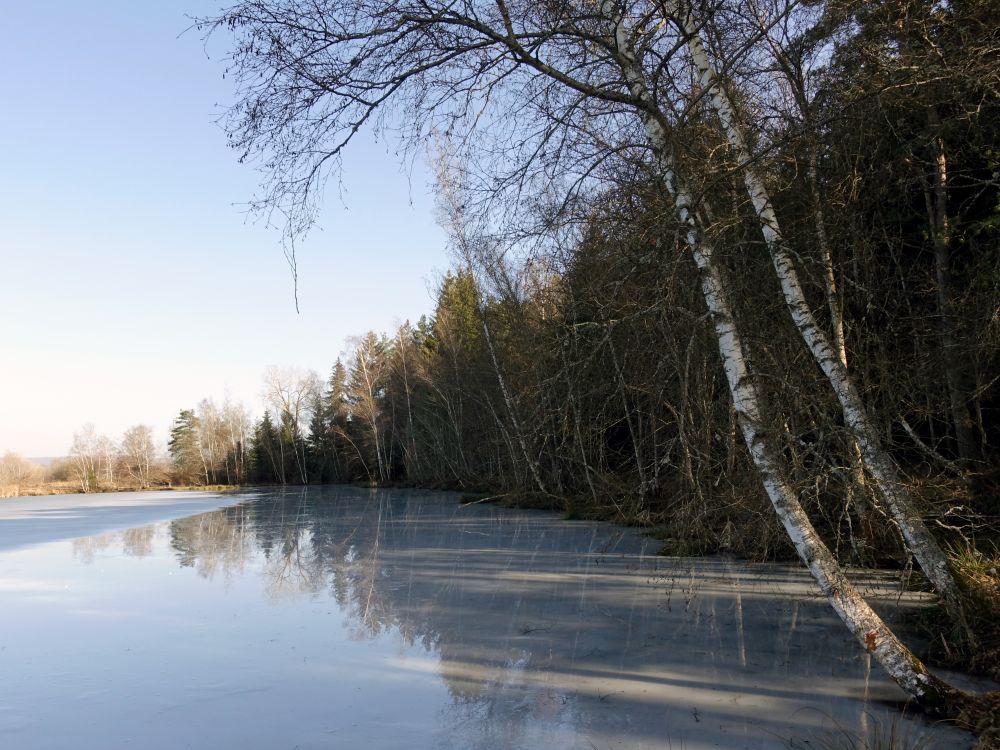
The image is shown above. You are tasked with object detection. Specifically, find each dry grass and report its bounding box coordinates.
[958,691,1000,749]
[1,480,81,498]
[790,714,936,749]
[1,482,239,499]
[912,543,1000,683]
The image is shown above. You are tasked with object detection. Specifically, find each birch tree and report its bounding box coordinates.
[659,0,968,625]
[346,333,391,482]
[70,423,102,493]
[262,366,321,484]
[121,424,155,489]
[221,399,252,483]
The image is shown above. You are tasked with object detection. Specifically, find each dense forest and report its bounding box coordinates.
[172,2,1000,567]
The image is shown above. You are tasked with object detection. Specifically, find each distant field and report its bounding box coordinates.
[25,457,65,468]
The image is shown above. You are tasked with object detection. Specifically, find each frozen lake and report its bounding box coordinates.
[0,487,976,748]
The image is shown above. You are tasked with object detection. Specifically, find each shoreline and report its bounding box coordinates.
[1,482,240,500]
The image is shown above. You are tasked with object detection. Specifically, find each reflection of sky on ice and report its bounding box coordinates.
[0,487,978,749]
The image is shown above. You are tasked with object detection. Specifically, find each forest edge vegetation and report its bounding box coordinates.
[192,0,1000,738]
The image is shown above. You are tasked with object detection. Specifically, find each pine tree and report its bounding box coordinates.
[249,413,281,484]
[168,409,205,485]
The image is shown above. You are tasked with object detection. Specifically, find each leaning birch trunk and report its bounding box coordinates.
[671,5,967,625]
[684,203,965,713]
[602,0,968,713]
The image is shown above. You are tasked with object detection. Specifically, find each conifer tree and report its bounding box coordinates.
[168,409,206,485]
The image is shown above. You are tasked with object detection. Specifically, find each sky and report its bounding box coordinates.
[0,1,452,457]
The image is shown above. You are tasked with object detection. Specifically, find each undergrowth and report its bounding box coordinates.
[913,542,1000,681]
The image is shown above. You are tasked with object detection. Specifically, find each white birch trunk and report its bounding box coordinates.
[398,328,420,476]
[602,1,965,710]
[679,158,960,709]
[358,353,385,483]
[672,5,965,619]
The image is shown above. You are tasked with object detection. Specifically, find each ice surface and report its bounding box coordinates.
[0,490,252,552]
[0,486,978,748]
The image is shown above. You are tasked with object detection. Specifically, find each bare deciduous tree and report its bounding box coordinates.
[262,366,321,484]
[70,423,103,493]
[0,452,41,497]
[121,425,156,489]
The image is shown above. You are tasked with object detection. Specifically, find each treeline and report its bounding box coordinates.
[166,399,251,486]
[174,203,997,566]
[40,402,250,494]
[182,0,1000,569]
[0,424,168,497]
[64,423,162,492]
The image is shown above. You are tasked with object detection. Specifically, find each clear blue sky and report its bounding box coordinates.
[0,1,451,457]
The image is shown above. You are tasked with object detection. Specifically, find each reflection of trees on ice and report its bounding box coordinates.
[436,650,585,750]
[108,486,969,748]
[73,525,157,564]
